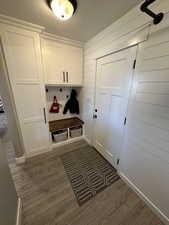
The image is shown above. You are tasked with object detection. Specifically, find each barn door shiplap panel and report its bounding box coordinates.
[120,24,169,220]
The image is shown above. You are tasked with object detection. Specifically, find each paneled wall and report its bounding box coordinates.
[81,0,169,143]
[81,0,169,223]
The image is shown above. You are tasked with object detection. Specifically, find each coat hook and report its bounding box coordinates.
[140,0,164,25]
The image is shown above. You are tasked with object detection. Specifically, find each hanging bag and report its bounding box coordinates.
[50,96,60,113]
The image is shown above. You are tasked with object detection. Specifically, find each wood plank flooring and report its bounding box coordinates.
[6,140,164,225]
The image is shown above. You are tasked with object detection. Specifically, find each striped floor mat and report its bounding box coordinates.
[61,146,120,206]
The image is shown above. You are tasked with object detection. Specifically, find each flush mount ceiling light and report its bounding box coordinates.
[47,0,77,20]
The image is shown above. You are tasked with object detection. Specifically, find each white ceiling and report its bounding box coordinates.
[0,0,142,42]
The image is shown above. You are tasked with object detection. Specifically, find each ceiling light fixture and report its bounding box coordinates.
[47,0,77,21]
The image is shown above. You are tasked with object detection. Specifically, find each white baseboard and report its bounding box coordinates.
[15,155,26,164]
[52,136,85,149]
[119,172,169,225]
[21,137,85,159]
[84,136,92,146]
[26,146,53,159]
[96,147,114,166]
[16,198,22,225]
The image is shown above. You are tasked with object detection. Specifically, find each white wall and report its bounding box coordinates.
[82,0,169,223]
[120,20,169,224]
[82,0,169,143]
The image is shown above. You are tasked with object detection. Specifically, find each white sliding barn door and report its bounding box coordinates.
[120,24,169,219]
[93,46,137,168]
[1,27,50,155]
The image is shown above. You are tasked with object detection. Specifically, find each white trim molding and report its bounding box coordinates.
[0,14,84,48]
[95,147,114,166]
[41,32,84,48]
[25,137,85,159]
[0,14,45,33]
[16,198,22,225]
[26,146,53,159]
[52,136,85,149]
[84,136,92,146]
[119,172,169,225]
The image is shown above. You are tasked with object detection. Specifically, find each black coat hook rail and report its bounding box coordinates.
[140,0,164,25]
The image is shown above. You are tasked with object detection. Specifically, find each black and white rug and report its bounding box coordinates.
[61,146,120,206]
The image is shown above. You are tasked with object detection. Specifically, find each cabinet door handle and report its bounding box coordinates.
[43,107,47,124]
[66,72,68,83]
[63,72,65,82]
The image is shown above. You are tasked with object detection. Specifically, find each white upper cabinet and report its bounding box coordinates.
[63,44,83,85]
[42,39,65,85]
[1,26,50,156]
[41,38,83,86]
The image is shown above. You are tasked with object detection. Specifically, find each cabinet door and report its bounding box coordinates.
[42,39,65,85]
[64,45,83,85]
[2,27,50,155]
